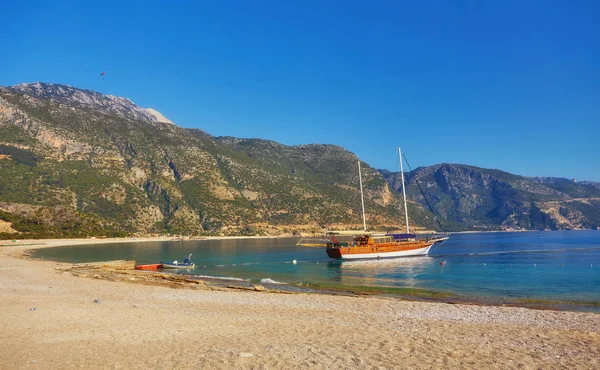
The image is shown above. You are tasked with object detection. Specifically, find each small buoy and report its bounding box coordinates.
[292,259,297,265]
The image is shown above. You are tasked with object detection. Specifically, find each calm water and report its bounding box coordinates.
[32,231,600,308]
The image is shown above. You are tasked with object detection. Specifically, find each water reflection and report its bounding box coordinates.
[325,257,434,288]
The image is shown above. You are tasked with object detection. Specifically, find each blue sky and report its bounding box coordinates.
[2,0,599,181]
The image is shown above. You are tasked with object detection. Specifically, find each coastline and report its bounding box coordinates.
[2,227,596,251]
[0,234,294,252]
[1,238,600,368]
[0,236,175,252]
[6,236,600,312]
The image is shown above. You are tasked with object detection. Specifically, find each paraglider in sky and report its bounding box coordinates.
[100,71,106,80]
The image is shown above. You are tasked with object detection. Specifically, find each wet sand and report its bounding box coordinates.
[1,238,599,369]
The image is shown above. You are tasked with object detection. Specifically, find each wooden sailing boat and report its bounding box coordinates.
[325,147,449,260]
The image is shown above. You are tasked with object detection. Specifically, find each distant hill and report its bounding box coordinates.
[0,83,434,239]
[380,164,600,231]
[581,181,600,190]
[1,82,597,239]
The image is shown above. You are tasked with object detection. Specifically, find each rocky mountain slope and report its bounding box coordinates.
[0,83,433,238]
[1,83,597,239]
[381,164,600,231]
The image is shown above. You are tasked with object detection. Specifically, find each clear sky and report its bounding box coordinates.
[2,0,599,181]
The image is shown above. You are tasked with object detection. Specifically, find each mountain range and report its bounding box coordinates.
[381,165,600,232]
[1,83,598,238]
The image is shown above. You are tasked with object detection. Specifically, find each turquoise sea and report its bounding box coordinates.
[31,231,600,311]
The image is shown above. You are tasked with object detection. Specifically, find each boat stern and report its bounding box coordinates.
[326,247,343,259]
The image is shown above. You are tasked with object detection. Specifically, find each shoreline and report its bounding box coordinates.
[1,238,599,368]
[2,227,597,245]
[0,236,175,251]
[3,227,598,249]
[4,236,599,313]
[3,227,599,248]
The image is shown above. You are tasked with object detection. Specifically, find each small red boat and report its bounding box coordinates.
[134,263,163,270]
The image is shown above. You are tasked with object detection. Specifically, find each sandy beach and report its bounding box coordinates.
[1,238,599,369]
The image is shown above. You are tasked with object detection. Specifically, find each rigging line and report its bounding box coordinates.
[314,180,351,227]
[291,177,337,229]
[298,162,361,226]
[356,147,398,168]
[401,153,447,233]
[316,170,364,228]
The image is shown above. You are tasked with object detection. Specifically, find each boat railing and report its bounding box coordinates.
[389,233,448,242]
[419,233,450,241]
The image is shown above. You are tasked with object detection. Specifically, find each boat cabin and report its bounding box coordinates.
[354,235,396,246]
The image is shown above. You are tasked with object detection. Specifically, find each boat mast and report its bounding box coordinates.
[398,147,410,233]
[358,160,367,232]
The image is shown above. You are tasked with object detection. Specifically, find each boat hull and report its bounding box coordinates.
[134,263,163,270]
[326,238,446,260]
[160,262,195,269]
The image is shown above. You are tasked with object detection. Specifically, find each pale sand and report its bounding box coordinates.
[1,239,599,369]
